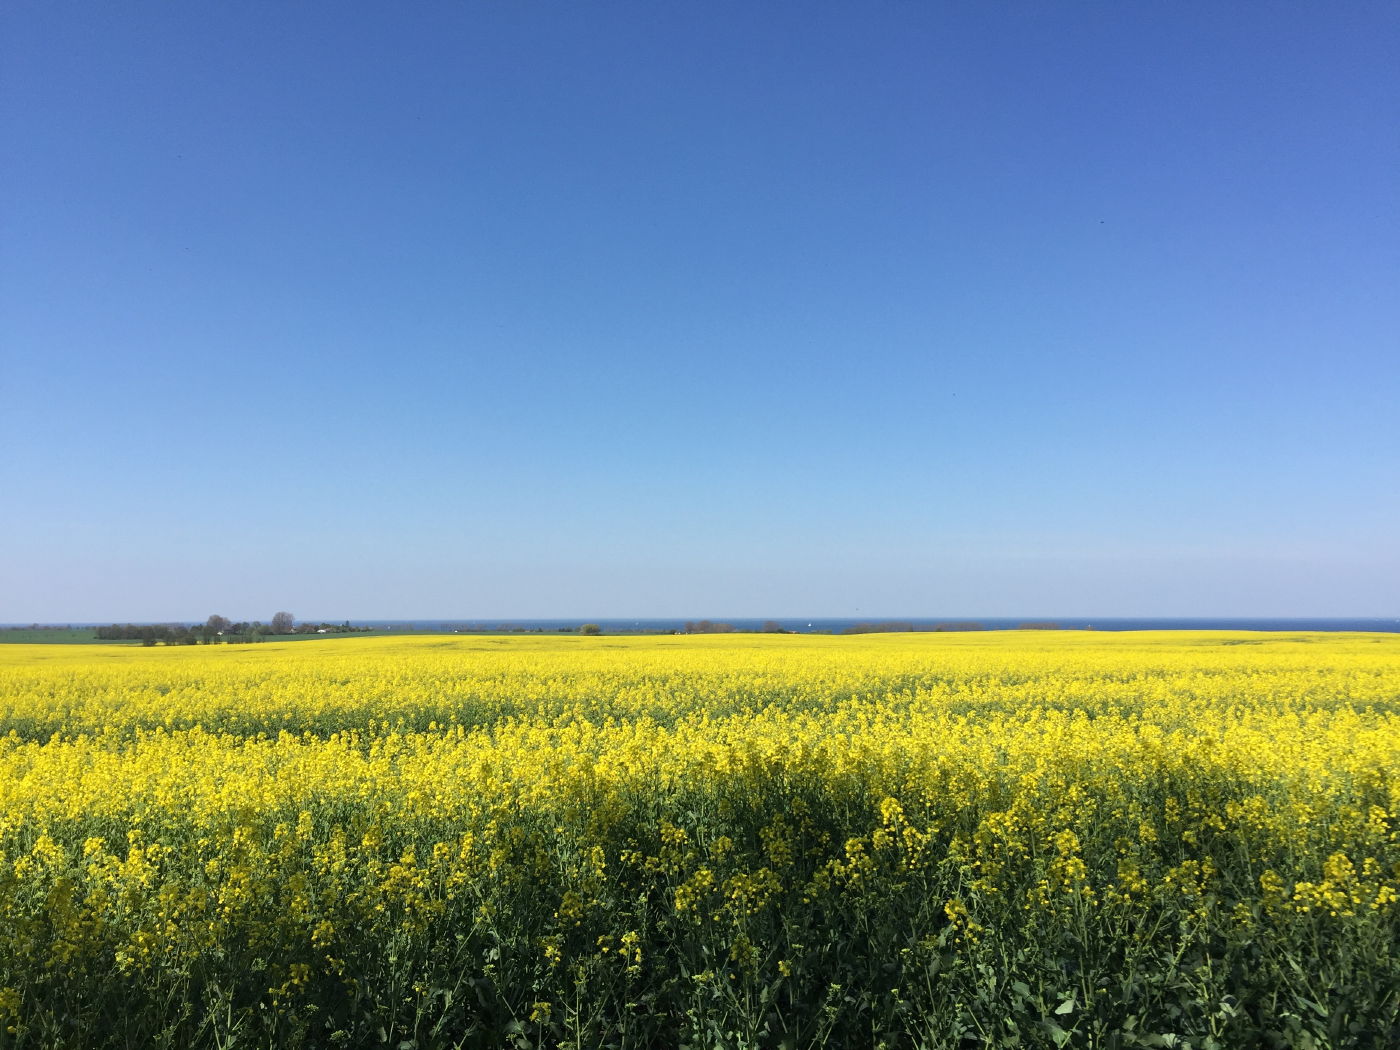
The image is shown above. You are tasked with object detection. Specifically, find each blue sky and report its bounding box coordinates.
[3,2,1396,621]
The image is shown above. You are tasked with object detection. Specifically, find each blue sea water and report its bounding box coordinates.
[348,617,1400,635]
[11,618,1397,635]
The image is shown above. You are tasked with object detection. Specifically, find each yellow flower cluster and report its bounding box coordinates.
[0,630,1397,1045]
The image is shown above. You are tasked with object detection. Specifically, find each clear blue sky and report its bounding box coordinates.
[3,2,1396,621]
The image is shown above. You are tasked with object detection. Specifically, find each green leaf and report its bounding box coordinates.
[1055,998,1076,1015]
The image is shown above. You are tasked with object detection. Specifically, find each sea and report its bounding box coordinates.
[343,617,1400,634]
[9,618,1397,635]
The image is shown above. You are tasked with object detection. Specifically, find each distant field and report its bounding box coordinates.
[0,626,444,644]
[1,632,1397,1048]
[0,627,101,643]
[0,625,594,645]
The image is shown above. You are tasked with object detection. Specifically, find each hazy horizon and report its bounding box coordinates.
[4,3,1396,622]
[9,613,1400,630]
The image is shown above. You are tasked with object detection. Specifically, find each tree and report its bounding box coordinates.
[686,620,735,634]
[206,614,231,634]
[270,611,295,635]
[579,623,602,635]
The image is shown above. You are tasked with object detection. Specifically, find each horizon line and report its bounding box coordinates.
[6,614,1399,627]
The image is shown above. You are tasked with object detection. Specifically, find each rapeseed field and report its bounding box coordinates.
[1,632,1397,1048]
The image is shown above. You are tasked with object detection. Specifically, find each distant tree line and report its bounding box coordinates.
[286,620,371,636]
[684,620,737,634]
[842,621,989,634]
[94,613,372,646]
[841,621,1064,634]
[96,624,206,645]
[681,620,788,634]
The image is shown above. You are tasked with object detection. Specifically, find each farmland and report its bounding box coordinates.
[1,632,1397,1048]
